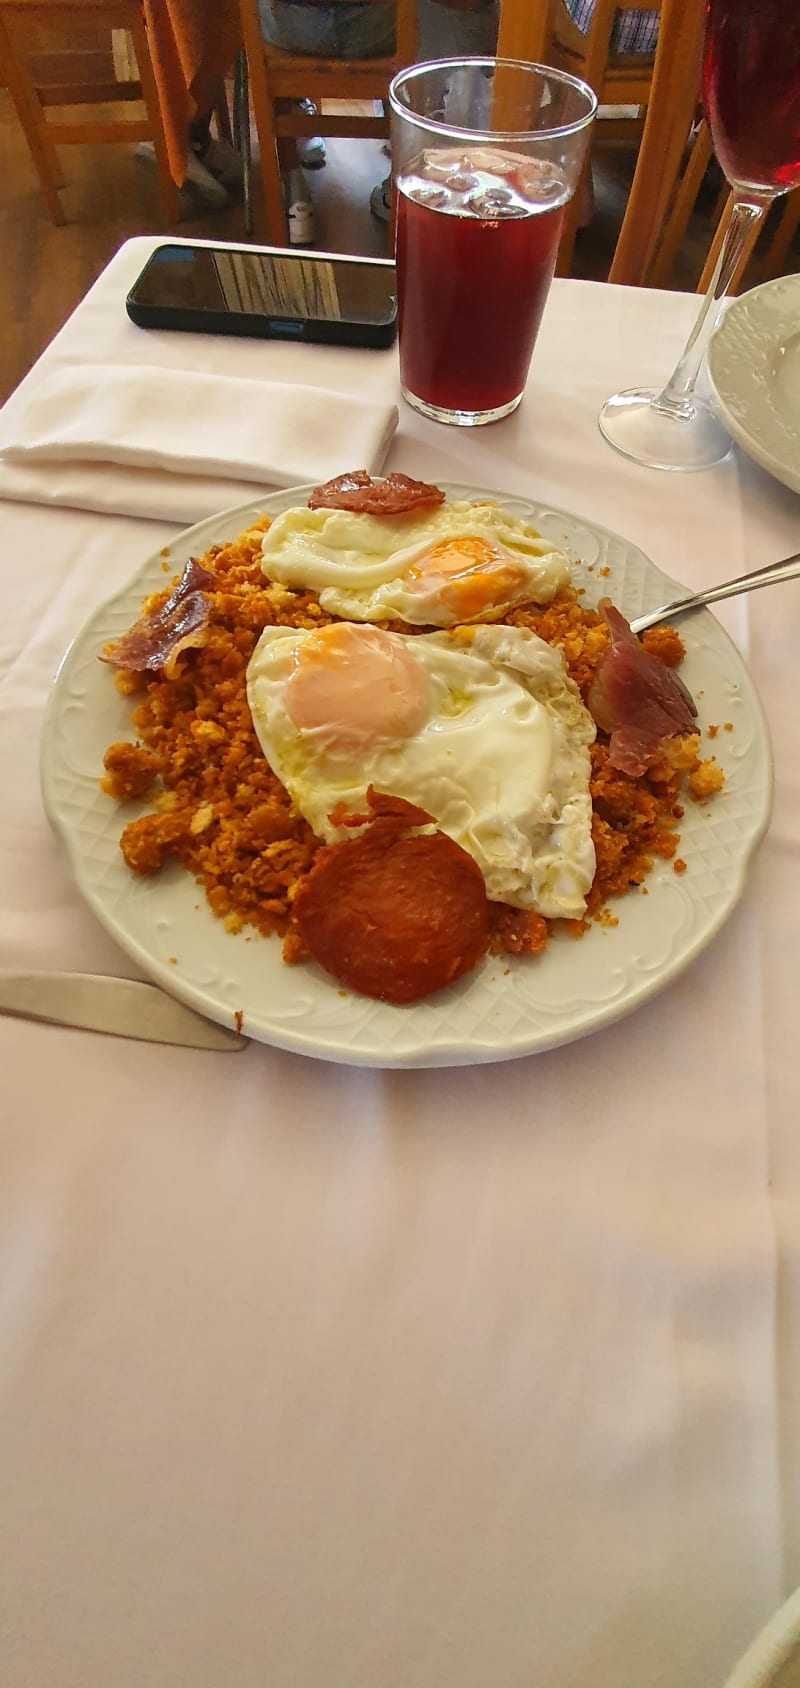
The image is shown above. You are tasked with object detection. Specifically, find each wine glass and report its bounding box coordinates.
[599,0,800,472]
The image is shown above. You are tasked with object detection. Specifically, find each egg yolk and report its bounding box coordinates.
[283,622,429,749]
[404,538,526,619]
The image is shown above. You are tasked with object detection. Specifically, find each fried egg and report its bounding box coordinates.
[246,619,596,916]
[259,499,570,627]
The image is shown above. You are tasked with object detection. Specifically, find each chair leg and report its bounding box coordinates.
[212,80,234,145]
[233,50,254,238]
[0,25,66,226]
[153,138,181,226]
[129,14,180,225]
[238,0,289,243]
[647,123,713,289]
[554,156,586,278]
[761,187,800,282]
[259,116,289,247]
[43,137,65,190]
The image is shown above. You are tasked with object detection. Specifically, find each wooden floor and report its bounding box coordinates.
[1,85,797,407]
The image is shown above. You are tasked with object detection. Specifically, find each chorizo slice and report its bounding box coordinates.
[292,789,488,1003]
[307,471,446,515]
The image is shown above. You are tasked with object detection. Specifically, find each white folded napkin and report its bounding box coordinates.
[0,364,399,524]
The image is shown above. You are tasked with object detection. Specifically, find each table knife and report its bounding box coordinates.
[0,972,247,1052]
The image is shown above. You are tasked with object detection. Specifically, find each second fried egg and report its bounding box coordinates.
[259,498,570,627]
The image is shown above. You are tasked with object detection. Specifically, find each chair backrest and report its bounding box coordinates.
[0,0,144,102]
[557,0,661,101]
[495,0,553,63]
[495,0,668,277]
[497,0,662,100]
[495,0,717,288]
[392,0,417,67]
[611,0,765,296]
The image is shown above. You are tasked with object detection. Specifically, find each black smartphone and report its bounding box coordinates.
[125,242,397,348]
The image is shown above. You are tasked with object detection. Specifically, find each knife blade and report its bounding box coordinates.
[0,972,247,1052]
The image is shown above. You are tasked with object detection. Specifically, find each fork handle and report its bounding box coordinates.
[631,549,800,633]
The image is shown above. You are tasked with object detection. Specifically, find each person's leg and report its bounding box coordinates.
[368,0,497,221]
[136,109,232,213]
[257,0,396,239]
[257,0,350,237]
[416,0,498,60]
[326,1,395,220]
[189,111,245,193]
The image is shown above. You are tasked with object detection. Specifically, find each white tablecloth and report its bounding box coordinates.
[2,237,799,1688]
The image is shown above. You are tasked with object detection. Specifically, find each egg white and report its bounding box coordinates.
[246,622,596,918]
[259,499,570,626]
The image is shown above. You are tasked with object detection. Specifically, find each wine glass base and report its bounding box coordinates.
[598,388,733,471]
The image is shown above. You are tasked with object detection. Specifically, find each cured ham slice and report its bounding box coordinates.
[587,600,697,777]
[101,559,219,677]
[307,470,446,514]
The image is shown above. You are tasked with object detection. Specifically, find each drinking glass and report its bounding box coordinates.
[389,59,596,427]
[599,0,800,471]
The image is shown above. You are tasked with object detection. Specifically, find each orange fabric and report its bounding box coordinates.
[142,0,241,183]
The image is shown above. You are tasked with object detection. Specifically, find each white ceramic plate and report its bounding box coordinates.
[708,274,800,497]
[722,1586,800,1688]
[41,482,773,1068]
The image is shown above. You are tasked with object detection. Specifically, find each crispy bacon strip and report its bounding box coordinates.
[587,600,697,777]
[101,559,220,676]
[307,470,446,515]
[292,788,489,1003]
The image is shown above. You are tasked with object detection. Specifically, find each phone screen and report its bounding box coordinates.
[129,245,397,327]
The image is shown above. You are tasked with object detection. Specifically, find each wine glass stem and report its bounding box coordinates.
[653,191,772,422]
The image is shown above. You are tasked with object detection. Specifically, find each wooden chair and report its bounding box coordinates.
[643,117,714,288]
[567,0,789,298]
[497,0,662,118]
[606,0,705,287]
[237,0,418,246]
[0,0,179,226]
[497,0,664,275]
[495,0,759,298]
[641,125,795,296]
[548,0,662,107]
[755,185,800,283]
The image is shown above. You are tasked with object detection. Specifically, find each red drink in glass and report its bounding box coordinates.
[389,62,596,426]
[703,0,800,191]
[396,151,566,418]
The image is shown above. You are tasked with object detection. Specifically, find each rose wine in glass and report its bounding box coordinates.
[395,155,567,418]
[390,60,596,427]
[599,0,800,472]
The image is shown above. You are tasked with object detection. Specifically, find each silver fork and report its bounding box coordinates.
[629,548,800,634]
